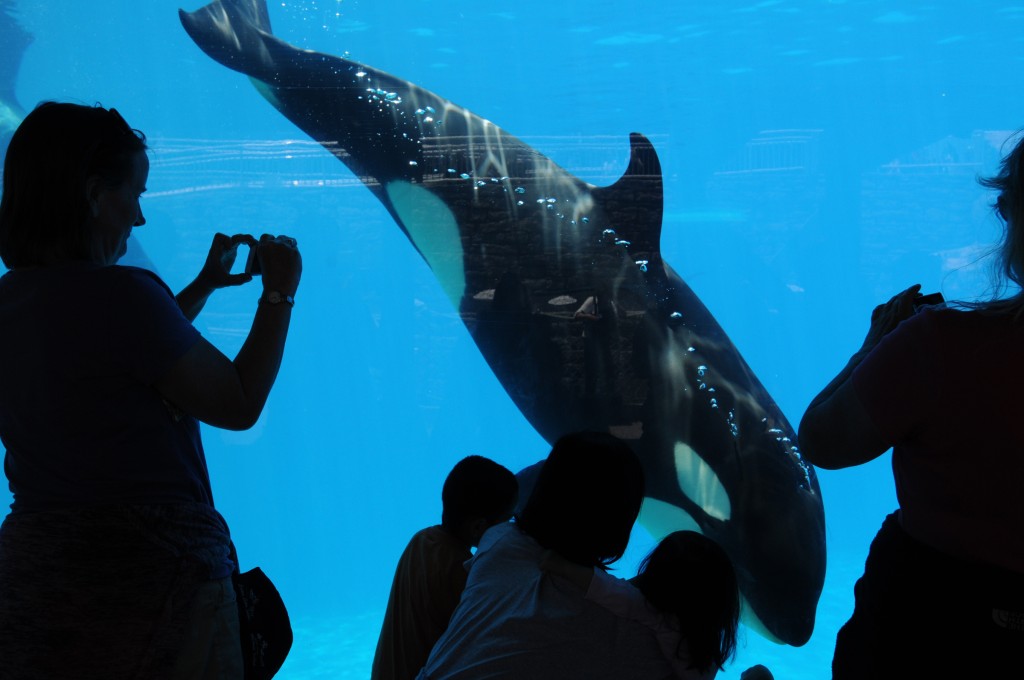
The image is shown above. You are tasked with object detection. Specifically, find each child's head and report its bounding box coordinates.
[441,455,518,548]
[633,531,740,675]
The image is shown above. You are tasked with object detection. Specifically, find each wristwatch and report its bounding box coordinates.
[260,290,295,307]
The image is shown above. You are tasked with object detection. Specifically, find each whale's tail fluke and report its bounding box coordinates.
[179,0,279,83]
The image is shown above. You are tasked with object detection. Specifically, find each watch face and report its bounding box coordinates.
[263,291,294,306]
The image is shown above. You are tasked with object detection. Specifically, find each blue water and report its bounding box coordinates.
[2,0,1019,677]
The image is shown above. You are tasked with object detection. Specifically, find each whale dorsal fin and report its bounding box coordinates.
[591,132,664,258]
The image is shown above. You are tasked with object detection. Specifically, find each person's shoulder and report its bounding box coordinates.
[105,264,170,286]
[916,305,1014,336]
[101,265,175,299]
[890,305,963,338]
[922,305,972,322]
[414,525,444,537]
[408,525,469,553]
[11,263,170,299]
[411,525,449,544]
[480,521,517,545]
[473,521,523,557]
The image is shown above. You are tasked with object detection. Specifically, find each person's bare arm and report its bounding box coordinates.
[156,234,302,430]
[798,284,918,469]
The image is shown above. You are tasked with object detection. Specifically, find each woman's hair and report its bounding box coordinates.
[633,531,740,675]
[977,131,1024,316]
[516,431,644,569]
[0,101,147,268]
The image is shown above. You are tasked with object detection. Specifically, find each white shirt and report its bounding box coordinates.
[419,522,674,680]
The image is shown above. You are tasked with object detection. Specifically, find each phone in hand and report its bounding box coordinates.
[912,291,944,312]
[244,243,261,276]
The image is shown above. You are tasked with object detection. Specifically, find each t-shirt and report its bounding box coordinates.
[372,525,472,680]
[419,522,674,680]
[0,263,209,512]
[852,306,1024,573]
[587,570,715,680]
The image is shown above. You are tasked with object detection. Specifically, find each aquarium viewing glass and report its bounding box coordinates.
[1,1,1019,678]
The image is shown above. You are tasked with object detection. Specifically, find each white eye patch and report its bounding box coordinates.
[673,441,731,521]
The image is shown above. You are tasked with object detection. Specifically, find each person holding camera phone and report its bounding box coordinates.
[0,102,301,679]
[798,141,1024,677]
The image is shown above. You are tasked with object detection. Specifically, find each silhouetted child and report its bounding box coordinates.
[541,530,742,680]
[371,456,519,680]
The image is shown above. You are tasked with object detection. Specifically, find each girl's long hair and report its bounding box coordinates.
[974,131,1024,317]
[633,531,740,675]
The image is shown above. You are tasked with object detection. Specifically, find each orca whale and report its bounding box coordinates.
[180,0,825,646]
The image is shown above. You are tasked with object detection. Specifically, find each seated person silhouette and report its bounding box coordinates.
[372,455,518,680]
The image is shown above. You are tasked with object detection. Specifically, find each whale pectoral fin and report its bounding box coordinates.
[590,132,664,257]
